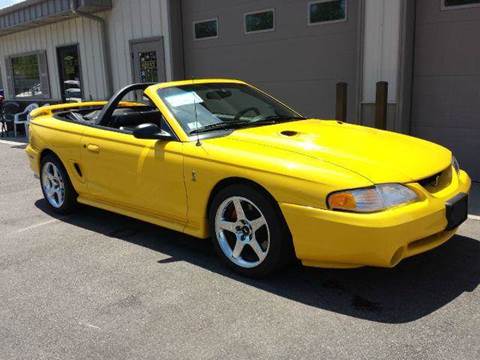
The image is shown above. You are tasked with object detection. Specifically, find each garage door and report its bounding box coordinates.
[181,0,360,120]
[412,0,480,181]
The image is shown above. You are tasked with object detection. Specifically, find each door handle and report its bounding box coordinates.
[86,144,100,153]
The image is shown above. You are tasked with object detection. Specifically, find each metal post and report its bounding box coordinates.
[375,81,388,130]
[335,82,348,122]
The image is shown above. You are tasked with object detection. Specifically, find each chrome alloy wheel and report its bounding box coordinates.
[41,161,65,209]
[214,196,270,269]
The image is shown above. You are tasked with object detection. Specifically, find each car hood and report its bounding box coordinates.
[216,119,452,184]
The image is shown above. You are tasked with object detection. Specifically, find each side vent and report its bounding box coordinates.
[73,163,83,178]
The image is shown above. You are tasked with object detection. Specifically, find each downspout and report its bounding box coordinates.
[69,0,114,98]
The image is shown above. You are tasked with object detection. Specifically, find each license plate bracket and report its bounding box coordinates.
[445,193,468,230]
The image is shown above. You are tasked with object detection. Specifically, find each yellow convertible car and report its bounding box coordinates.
[25,79,471,277]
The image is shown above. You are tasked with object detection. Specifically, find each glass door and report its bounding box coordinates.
[131,38,166,84]
[57,45,83,102]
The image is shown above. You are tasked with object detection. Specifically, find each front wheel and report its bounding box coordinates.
[209,184,292,277]
[40,154,77,214]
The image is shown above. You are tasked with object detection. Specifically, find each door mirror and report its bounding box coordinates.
[133,123,173,140]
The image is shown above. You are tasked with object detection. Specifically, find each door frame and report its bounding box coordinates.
[56,43,84,102]
[129,36,167,84]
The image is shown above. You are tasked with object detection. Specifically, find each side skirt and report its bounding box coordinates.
[77,196,187,235]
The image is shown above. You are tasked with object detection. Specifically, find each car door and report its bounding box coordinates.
[80,126,187,229]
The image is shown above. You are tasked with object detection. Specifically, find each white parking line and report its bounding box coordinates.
[0,139,27,146]
[15,218,62,234]
[79,322,101,330]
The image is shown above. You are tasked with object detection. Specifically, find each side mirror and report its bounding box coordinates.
[133,123,173,140]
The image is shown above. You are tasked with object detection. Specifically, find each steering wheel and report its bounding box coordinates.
[234,107,261,121]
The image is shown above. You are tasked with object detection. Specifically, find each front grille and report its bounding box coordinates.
[418,166,452,193]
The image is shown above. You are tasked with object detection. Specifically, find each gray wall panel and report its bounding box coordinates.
[412,0,480,180]
[181,0,360,119]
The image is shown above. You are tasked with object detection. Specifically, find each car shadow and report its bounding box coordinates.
[35,199,480,324]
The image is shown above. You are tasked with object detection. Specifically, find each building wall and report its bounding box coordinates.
[362,0,401,104]
[361,0,401,129]
[181,0,362,121]
[0,15,108,100]
[0,0,173,101]
[412,0,480,181]
[104,0,172,92]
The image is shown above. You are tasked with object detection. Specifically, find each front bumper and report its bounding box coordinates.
[280,170,471,268]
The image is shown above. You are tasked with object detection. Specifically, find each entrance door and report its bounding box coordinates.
[131,38,166,84]
[57,45,83,102]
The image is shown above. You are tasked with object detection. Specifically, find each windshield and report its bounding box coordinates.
[157,83,303,135]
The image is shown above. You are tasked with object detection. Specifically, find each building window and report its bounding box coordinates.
[308,0,347,25]
[138,51,159,83]
[12,55,41,98]
[442,0,480,9]
[245,9,275,34]
[7,51,50,99]
[57,45,83,102]
[193,18,218,40]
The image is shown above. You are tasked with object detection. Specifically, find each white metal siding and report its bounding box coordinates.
[105,0,170,91]
[0,15,107,100]
[362,0,401,104]
[0,0,172,100]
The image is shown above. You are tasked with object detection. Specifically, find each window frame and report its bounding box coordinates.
[193,18,219,41]
[56,43,84,103]
[441,0,480,10]
[307,0,348,27]
[0,68,4,96]
[6,50,51,100]
[244,8,276,35]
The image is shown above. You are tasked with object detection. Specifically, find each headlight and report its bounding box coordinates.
[452,156,460,174]
[327,184,418,213]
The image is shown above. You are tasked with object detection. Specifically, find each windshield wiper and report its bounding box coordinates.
[189,116,306,135]
[189,120,250,135]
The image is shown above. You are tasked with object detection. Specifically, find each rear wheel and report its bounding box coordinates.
[40,154,77,214]
[209,184,292,277]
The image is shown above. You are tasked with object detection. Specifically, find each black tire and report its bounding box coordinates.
[209,184,293,278]
[40,154,78,214]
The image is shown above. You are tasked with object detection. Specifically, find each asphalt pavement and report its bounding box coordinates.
[1,138,479,360]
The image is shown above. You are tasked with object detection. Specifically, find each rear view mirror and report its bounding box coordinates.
[206,90,232,100]
[133,123,173,140]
